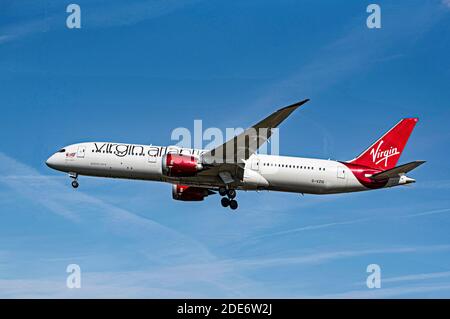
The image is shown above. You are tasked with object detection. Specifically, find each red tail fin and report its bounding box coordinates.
[348,118,418,170]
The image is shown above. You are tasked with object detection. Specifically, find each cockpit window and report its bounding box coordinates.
[58,149,66,153]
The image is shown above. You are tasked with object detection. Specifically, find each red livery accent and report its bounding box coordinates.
[162,153,203,177]
[172,184,213,201]
[341,162,388,189]
[348,118,418,170]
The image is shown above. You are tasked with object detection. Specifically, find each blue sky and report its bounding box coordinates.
[0,0,450,298]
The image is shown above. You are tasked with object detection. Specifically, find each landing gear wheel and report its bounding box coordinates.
[221,197,230,207]
[71,180,79,189]
[218,187,227,197]
[229,200,238,210]
[227,189,236,199]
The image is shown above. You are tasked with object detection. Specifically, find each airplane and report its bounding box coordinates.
[46,99,425,210]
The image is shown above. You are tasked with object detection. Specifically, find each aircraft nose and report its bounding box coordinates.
[45,154,58,169]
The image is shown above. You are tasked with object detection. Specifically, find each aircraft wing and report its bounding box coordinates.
[199,98,309,186]
[370,160,426,181]
[201,99,309,167]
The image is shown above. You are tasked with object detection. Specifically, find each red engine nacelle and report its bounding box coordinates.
[162,153,203,177]
[172,184,213,201]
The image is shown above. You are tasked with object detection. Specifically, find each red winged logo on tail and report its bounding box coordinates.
[348,118,418,171]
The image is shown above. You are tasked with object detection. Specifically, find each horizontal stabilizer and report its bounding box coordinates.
[370,160,426,181]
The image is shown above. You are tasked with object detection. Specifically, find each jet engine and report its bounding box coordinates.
[172,184,215,201]
[162,154,203,177]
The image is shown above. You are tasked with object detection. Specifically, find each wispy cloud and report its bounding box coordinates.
[406,208,450,218]
[251,218,369,240]
[86,0,203,28]
[227,245,450,269]
[0,0,202,45]
[0,265,264,298]
[0,15,55,45]
[4,245,447,298]
[383,271,450,284]
[316,283,450,299]
[248,203,450,242]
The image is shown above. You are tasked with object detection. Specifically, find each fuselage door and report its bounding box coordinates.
[76,146,86,158]
[251,157,260,171]
[337,166,346,179]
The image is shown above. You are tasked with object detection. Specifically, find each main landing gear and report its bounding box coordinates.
[69,172,79,189]
[219,187,238,210]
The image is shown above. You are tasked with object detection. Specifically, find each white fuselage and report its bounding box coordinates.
[45,142,378,195]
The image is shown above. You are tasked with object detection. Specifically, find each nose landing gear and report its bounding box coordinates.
[69,172,79,189]
[218,187,238,210]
